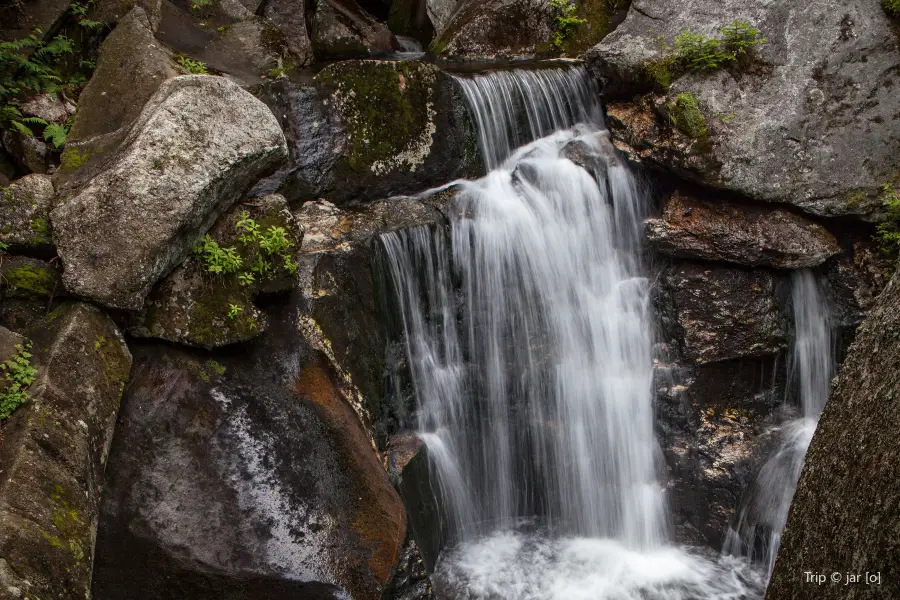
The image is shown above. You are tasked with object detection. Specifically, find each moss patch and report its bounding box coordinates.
[667,92,708,139]
[2,262,58,297]
[317,61,438,175]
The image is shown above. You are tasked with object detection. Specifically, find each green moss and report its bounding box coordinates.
[205,359,226,376]
[667,92,708,139]
[883,0,900,17]
[41,485,88,565]
[180,357,229,383]
[30,216,51,239]
[2,263,56,297]
[317,61,437,174]
[645,56,676,91]
[59,146,91,172]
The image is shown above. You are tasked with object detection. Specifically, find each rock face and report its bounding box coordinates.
[0,303,131,600]
[311,0,397,60]
[431,0,616,60]
[767,270,900,600]
[661,262,786,364]
[645,191,841,269]
[587,0,900,218]
[0,174,54,253]
[50,75,287,311]
[92,313,406,600]
[257,60,481,205]
[261,0,315,65]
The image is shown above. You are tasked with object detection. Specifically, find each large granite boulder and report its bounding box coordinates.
[92,314,405,600]
[0,304,131,600]
[767,270,900,599]
[50,75,287,311]
[645,191,841,269]
[587,0,900,218]
[256,60,480,205]
[0,174,54,254]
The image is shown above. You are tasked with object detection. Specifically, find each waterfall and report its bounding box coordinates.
[383,66,761,600]
[724,270,835,576]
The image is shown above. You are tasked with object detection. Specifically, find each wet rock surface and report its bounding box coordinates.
[588,0,900,218]
[50,75,287,311]
[768,270,900,600]
[92,302,405,600]
[645,191,841,269]
[311,0,397,60]
[0,303,131,600]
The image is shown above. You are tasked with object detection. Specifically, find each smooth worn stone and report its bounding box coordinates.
[0,303,131,600]
[645,191,841,269]
[50,75,287,311]
[310,0,397,60]
[586,0,900,218]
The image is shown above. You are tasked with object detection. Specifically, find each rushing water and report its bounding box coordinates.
[382,66,765,599]
[724,270,835,577]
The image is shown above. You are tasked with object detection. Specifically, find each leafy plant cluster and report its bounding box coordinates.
[648,20,766,89]
[876,183,900,257]
[0,343,38,421]
[193,211,299,288]
[549,0,587,49]
[176,54,209,75]
[884,0,900,18]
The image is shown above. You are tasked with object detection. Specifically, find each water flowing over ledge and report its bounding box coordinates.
[380,66,774,599]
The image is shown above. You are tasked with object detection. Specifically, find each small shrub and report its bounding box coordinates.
[549,0,587,50]
[0,343,38,420]
[876,183,900,256]
[667,92,708,139]
[176,54,209,75]
[194,234,243,274]
[884,0,900,17]
[226,303,243,320]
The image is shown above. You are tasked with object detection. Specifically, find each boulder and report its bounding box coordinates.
[825,241,893,329]
[0,174,54,253]
[21,93,76,125]
[60,5,178,181]
[310,0,397,60]
[50,75,287,311]
[132,194,302,348]
[0,303,131,600]
[586,0,900,218]
[644,191,841,269]
[256,60,481,205]
[0,0,71,40]
[1,131,51,175]
[661,262,786,365]
[767,270,900,600]
[92,325,405,600]
[430,0,618,60]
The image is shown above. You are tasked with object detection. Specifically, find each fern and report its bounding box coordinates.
[43,123,68,148]
[0,343,38,421]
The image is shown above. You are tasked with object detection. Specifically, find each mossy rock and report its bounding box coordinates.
[0,174,55,253]
[0,256,63,299]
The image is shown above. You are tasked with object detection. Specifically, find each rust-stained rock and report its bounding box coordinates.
[645,192,841,269]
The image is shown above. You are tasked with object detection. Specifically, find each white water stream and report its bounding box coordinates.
[382,66,770,599]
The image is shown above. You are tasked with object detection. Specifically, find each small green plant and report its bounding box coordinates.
[176,54,209,75]
[875,183,900,256]
[190,0,215,19]
[549,0,587,50]
[194,234,243,274]
[226,303,243,320]
[883,0,900,17]
[0,343,38,420]
[667,92,708,139]
[70,1,105,30]
[674,20,766,72]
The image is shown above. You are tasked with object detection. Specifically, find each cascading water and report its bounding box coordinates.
[724,270,835,577]
[383,66,762,599]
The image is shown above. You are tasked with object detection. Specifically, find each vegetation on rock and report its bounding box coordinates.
[667,92,708,139]
[0,342,37,420]
[645,20,766,90]
[884,0,900,17]
[549,0,588,49]
[876,183,900,258]
[176,54,210,75]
